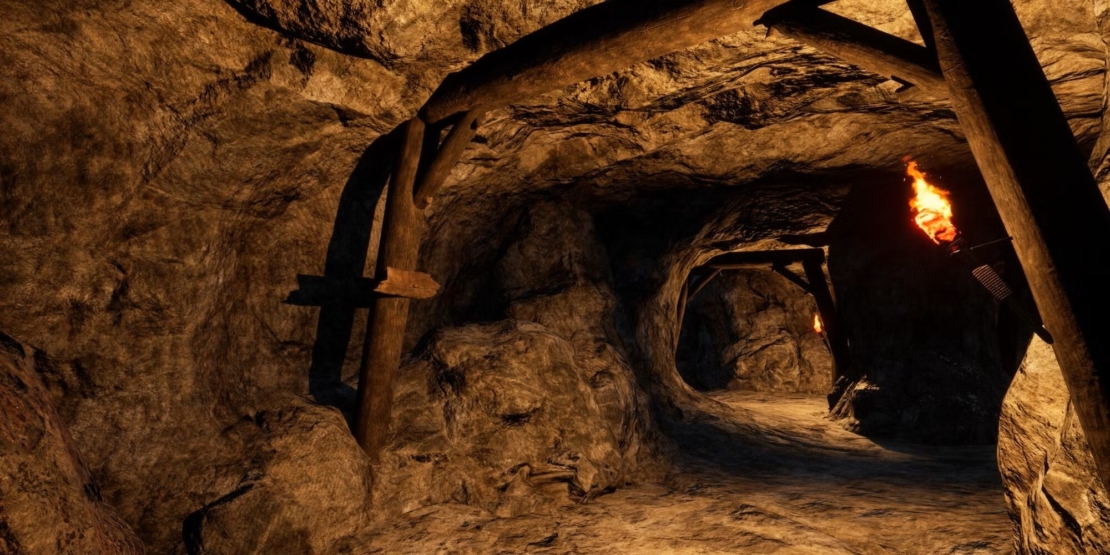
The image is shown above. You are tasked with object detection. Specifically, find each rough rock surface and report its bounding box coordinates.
[677,269,832,393]
[0,333,143,555]
[998,337,1110,554]
[0,0,1108,551]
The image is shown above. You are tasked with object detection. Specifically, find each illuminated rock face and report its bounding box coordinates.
[998,338,1110,555]
[0,334,143,555]
[1,0,1109,552]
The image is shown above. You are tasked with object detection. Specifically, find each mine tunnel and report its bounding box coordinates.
[3,0,1110,553]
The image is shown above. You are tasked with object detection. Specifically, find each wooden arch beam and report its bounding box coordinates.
[419,0,834,125]
[349,0,966,460]
[757,3,946,99]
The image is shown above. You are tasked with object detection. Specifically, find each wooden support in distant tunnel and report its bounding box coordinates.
[341,0,968,459]
[756,2,947,100]
[691,248,851,390]
[923,0,1110,485]
[801,257,850,386]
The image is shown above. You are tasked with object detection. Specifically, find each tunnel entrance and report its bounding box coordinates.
[675,265,832,394]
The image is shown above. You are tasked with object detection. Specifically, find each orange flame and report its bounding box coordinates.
[907,161,958,244]
[813,314,823,334]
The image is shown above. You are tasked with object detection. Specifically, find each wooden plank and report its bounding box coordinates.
[705,248,825,269]
[354,117,427,462]
[373,267,440,300]
[414,110,483,209]
[770,263,812,294]
[757,4,947,99]
[419,0,834,125]
[802,258,851,387]
[924,0,1110,484]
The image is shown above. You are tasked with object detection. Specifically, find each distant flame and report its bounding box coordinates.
[813,314,823,334]
[907,161,958,244]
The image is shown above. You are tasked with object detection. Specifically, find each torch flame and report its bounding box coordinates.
[813,314,823,334]
[907,161,958,244]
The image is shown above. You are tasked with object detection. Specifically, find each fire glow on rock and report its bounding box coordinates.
[813,313,823,334]
[907,161,958,244]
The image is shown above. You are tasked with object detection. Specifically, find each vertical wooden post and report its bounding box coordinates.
[924,0,1110,484]
[802,257,850,385]
[355,117,426,461]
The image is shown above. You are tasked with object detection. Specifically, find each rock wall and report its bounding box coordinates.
[0,333,144,554]
[998,337,1110,554]
[676,269,832,393]
[1,0,1108,551]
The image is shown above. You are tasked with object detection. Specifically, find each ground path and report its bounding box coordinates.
[361,391,1013,554]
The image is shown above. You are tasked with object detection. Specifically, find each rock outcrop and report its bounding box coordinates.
[0,333,144,555]
[1,0,1108,551]
[998,337,1110,554]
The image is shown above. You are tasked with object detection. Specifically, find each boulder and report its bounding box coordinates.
[998,337,1110,554]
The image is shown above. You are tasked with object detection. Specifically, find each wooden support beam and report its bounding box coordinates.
[419,0,834,124]
[688,268,723,301]
[770,263,812,294]
[904,0,935,53]
[705,248,825,269]
[801,258,850,386]
[355,117,427,462]
[414,110,483,209]
[923,0,1110,484]
[757,3,947,99]
[286,270,440,307]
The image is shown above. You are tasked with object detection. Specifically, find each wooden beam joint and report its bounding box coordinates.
[756,1,947,100]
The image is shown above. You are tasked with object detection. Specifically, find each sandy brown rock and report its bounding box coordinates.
[0,333,143,555]
[998,337,1110,554]
[677,269,832,393]
[375,319,658,519]
[183,397,373,555]
[0,0,1107,551]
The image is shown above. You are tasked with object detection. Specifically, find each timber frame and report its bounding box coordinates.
[291,0,1110,486]
[678,248,851,391]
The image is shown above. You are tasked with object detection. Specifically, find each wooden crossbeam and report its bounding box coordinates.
[419,0,834,125]
[924,0,1110,486]
[757,3,947,99]
[905,0,936,53]
[680,248,849,391]
[706,247,825,269]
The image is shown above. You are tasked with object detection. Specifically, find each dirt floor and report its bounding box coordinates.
[360,391,1014,554]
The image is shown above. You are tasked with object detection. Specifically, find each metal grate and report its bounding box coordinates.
[971,265,1013,301]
